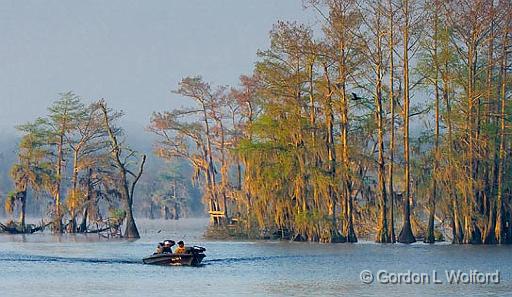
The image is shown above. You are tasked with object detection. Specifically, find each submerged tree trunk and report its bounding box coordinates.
[78,168,93,232]
[425,4,441,244]
[68,149,80,233]
[18,190,27,230]
[463,30,482,245]
[54,132,64,233]
[375,21,390,243]
[163,205,171,220]
[79,208,88,232]
[338,47,356,243]
[495,23,508,244]
[398,0,415,244]
[323,64,345,242]
[100,101,146,239]
[124,200,139,238]
[340,83,357,243]
[483,7,497,244]
[387,0,396,243]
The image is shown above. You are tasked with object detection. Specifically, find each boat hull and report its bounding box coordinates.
[143,253,206,266]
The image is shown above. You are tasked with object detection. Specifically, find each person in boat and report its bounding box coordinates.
[162,240,175,253]
[154,242,164,254]
[174,240,186,254]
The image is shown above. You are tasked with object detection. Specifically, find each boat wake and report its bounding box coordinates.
[204,255,303,265]
[0,253,140,265]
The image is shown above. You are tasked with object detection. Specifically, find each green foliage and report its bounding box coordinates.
[109,208,126,221]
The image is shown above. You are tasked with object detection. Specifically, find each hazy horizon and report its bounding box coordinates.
[0,0,313,134]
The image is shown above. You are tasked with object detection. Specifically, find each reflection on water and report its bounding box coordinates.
[1,218,511,297]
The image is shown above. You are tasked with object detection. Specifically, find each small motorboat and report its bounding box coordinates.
[143,246,206,266]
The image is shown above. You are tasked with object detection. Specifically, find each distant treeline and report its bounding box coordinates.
[150,0,512,244]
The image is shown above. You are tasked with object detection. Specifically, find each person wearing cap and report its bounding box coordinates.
[162,240,174,253]
[174,241,186,254]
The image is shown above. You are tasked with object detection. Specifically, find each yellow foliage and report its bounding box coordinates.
[4,193,15,214]
[66,188,85,213]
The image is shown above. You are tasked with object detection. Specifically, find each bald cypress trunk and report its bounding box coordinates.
[495,21,509,244]
[387,0,396,243]
[18,190,27,230]
[323,64,345,242]
[398,0,415,244]
[375,14,390,242]
[54,132,64,233]
[443,65,464,243]
[463,30,482,244]
[425,2,441,244]
[483,7,497,244]
[100,101,145,239]
[340,81,356,243]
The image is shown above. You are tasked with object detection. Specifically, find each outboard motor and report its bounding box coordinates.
[191,246,206,255]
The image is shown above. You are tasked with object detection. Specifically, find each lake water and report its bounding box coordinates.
[1,218,510,297]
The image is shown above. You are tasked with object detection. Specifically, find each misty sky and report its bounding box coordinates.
[0,0,313,133]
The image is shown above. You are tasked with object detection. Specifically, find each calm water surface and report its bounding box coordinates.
[0,218,510,297]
